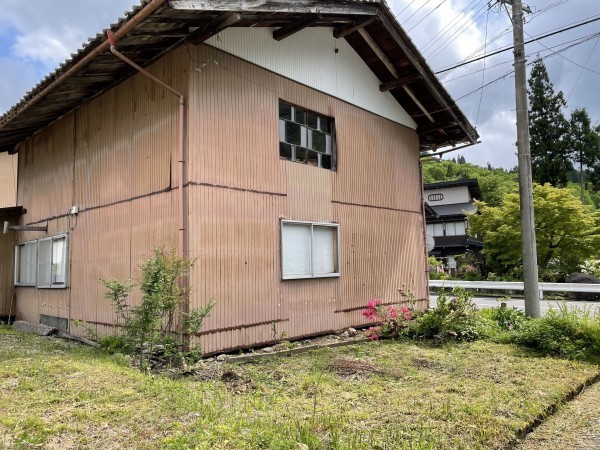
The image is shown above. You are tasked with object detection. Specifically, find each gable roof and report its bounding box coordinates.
[0,0,478,154]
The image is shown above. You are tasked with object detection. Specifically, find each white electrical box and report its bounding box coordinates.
[69,206,79,215]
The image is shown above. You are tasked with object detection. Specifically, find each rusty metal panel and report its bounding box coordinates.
[0,232,15,317]
[188,44,427,353]
[187,45,286,196]
[70,190,177,336]
[188,184,285,354]
[73,48,187,209]
[16,113,74,224]
[332,100,423,211]
[285,163,333,223]
[0,153,17,208]
[334,203,428,327]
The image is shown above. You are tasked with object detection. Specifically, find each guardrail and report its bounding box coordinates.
[429,280,600,299]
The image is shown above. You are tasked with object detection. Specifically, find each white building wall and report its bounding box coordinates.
[425,186,470,206]
[205,27,416,129]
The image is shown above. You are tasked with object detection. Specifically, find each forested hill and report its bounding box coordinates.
[421,158,518,207]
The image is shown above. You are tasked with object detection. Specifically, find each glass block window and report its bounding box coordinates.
[279,100,335,171]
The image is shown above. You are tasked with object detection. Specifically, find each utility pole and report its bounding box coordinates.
[501,0,541,317]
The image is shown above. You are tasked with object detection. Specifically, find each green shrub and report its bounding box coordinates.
[406,288,483,342]
[100,247,215,370]
[510,304,600,361]
[488,301,527,331]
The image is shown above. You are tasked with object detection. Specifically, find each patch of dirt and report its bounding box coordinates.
[328,359,383,380]
[220,370,254,394]
[194,362,224,381]
[411,358,455,373]
[0,377,19,392]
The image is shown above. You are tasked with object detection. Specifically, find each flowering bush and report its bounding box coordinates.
[362,298,413,340]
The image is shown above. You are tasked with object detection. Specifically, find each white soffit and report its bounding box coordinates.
[205,27,417,129]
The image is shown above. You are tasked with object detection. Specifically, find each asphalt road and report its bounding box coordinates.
[429,295,600,315]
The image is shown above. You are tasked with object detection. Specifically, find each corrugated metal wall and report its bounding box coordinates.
[0,153,17,208]
[12,41,427,352]
[0,218,16,317]
[15,48,186,332]
[188,44,427,353]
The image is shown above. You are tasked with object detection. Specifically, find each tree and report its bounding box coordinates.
[528,57,572,186]
[568,108,600,199]
[469,184,600,281]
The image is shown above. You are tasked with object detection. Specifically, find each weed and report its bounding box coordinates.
[510,303,600,362]
[407,287,483,342]
[99,247,215,370]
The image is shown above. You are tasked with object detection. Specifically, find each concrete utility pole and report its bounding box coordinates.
[503,0,541,317]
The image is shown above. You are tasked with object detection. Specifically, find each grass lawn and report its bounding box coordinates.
[1,326,599,450]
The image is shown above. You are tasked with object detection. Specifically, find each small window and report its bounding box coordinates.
[432,223,444,237]
[281,220,340,279]
[14,234,68,288]
[15,241,37,286]
[445,221,467,236]
[427,193,444,201]
[279,100,335,171]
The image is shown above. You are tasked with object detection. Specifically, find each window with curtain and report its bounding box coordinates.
[281,220,340,279]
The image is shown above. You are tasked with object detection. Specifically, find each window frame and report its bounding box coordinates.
[280,219,341,280]
[278,100,337,171]
[14,240,37,287]
[14,234,69,289]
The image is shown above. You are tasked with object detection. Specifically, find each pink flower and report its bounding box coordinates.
[370,334,379,341]
[389,307,398,319]
[401,307,409,314]
[367,299,375,308]
[375,298,382,306]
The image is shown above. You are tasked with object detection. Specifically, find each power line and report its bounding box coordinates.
[427,1,492,60]
[442,31,600,83]
[434,15,600,74]
[403,0,436,25]
[407,0,450,32]
[524,29,600,76]
[421,0,484,52]
[395,0,419,19]
[453,33,600,102]
[567,35,600,101]
[475,7,490,127]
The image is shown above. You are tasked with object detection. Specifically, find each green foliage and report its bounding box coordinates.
[421,159,518,207]
[528,57,572,186]
[100,247,214,369]
[487,301,527,331]
[469,183,600,280]
[509,304,600,362]
[407,288,483,342]
[568,108,600,193]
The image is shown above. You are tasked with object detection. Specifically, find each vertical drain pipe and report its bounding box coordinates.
[107,31,186,262]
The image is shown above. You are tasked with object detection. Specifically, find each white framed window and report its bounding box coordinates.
[14,241,37,286]
[445,221,467,236]
[281,220,340,279]
[14,234,68,288]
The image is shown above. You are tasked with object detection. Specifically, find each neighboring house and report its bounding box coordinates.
[424,179,483,271]
[0,0,477,353]
[0,153,18,321]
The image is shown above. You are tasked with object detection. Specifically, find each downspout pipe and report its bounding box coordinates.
[107,31,186,262]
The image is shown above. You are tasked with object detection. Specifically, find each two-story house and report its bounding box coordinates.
[424,178,483,272]
[0,0,477,353]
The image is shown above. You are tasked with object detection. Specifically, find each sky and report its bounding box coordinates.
[0,0,598,169]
